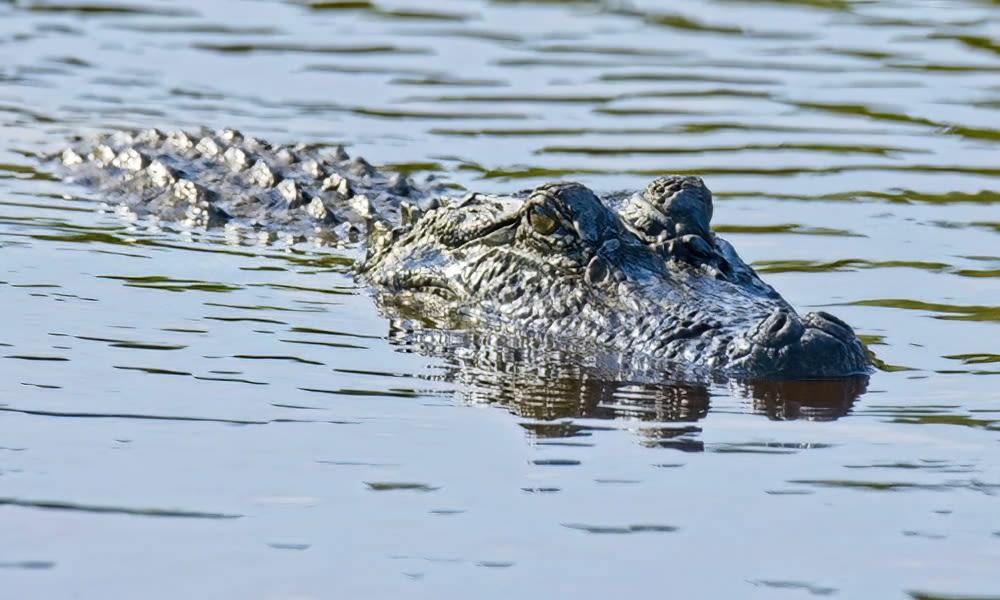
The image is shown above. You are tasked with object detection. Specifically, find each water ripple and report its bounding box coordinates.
[2,0,998,594]
[0,497,241,519]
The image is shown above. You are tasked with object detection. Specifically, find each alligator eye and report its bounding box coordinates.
[529,205,558,235]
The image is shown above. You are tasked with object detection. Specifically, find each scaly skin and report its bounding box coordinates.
[361,180,870,380]
[55,128,870,381]
[56,127,447,241]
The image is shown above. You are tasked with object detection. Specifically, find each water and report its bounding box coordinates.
[1,0,998,597]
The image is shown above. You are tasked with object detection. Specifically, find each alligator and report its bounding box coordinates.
[54,127,870,382]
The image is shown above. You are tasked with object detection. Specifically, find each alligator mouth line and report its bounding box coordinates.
[659,321,718,345]
[454,215,519,249]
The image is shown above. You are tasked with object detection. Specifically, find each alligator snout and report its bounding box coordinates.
[730,308,870,379]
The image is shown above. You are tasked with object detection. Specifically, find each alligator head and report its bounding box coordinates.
[360,177,870,381]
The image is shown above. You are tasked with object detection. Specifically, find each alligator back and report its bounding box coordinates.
[57,127,445,243]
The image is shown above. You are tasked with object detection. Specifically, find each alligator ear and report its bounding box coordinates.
[585,255,610,285]
[477,222,517,247]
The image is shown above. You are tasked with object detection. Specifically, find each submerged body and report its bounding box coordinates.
[55,128,870,381]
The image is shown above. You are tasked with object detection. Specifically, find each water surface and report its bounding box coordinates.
[1,1,998,598]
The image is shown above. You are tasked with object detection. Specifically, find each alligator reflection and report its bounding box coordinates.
[737,377,869,422]
[390,322,868,446]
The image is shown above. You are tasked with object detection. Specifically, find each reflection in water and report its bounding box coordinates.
[390,320,866,442]
[736,377,869,421]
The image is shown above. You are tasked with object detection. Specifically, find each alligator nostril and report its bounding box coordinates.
[803,311,855,341]
[816,311,851,330]
[753,308,805,348]
[766,312,787,335]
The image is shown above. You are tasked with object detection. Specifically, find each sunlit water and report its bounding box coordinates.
[1,1,998,598]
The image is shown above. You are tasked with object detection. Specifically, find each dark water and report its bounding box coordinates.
[1,0,998,598]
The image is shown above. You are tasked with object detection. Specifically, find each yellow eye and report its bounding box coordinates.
[529,206,558,235]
